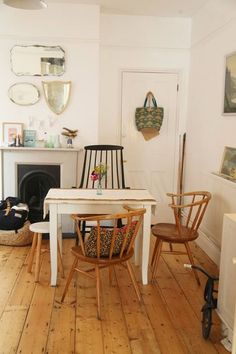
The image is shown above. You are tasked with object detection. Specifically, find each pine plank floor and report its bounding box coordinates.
[0,237,229,354]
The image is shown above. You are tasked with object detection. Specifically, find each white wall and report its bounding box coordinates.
[1,2,235,261]
[99,14,191,144]
[185,0,236,261]
[0,3,100,148]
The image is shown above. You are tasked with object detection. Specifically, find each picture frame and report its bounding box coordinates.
[223,51,236,114]
[23,129,36,147]
[219,146,236,180]
[2,122,23,146]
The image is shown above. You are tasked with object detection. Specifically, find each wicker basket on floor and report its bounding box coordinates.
[0,221,32,246]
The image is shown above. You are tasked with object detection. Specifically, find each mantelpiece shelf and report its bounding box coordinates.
[211,172,236,185]
[0,146,80,152]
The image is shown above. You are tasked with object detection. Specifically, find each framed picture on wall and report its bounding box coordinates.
[220,146,236,180]
[2,122,23,146]
[223,51,236,114]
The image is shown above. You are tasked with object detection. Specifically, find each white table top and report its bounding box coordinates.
[45,188,156,202]
[44,188,156,216]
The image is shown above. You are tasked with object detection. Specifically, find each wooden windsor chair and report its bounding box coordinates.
[61,206,146,319]
[151,191,211,285]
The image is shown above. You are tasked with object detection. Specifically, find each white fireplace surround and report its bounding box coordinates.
[0,147,80,233]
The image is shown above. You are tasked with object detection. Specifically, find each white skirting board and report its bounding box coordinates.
[195,228,221,266]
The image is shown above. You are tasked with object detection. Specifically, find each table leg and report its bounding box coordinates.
[58,214,62,251]
[49,204,58,286]
[142,205,151,285]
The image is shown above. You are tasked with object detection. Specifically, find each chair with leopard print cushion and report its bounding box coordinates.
[61,205,146,319]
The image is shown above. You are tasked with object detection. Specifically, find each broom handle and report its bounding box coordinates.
[179,133,186,195]
[178,133,186,218]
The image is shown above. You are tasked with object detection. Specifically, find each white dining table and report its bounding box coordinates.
[44,188,156,286]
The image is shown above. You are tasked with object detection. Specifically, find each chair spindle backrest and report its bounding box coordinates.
[168,191,211,238]
[73,207,146,260]
[79,145,126,189]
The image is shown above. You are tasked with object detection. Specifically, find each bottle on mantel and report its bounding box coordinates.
[43,132,48,148]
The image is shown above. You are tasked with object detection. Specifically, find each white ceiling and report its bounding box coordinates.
[48,0,209,17]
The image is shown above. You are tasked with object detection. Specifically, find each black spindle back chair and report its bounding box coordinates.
[76,145,127,242]
[79,145,126,189]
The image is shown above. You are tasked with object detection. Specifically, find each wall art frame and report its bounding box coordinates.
[2,122,23,146]
[223,51,236,114]
[23,129,36,147]
[219,146,236,180]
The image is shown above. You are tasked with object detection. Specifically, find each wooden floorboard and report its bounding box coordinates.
[0,237,229,354]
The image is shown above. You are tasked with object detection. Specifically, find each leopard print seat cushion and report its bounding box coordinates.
[84,221,137,258]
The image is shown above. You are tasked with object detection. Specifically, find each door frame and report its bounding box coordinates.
[119,67,182,193]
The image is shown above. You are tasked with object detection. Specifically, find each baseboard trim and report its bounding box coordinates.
[196,230,221,266]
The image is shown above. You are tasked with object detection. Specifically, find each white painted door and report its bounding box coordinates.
[121,71,179,223]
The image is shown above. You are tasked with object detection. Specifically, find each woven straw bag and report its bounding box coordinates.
[0,221,32,246]
[135,91,164,140]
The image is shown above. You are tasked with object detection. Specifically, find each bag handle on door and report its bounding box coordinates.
[143,91,157,108]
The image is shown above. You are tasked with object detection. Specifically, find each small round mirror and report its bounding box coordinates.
[8,82,40,106]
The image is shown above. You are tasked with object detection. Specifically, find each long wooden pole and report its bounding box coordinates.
[177,133,186,218]
[179,132,186,195]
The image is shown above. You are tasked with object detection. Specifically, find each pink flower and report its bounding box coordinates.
[90,164,107,182]
[91,171,99,181]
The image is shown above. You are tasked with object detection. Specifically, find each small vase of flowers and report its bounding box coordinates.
[90,163,107,195]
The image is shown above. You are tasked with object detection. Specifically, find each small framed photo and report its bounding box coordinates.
[223,52,236,114]
[2,122,23,146]
[23,129,36,147]
[220,146,236,180]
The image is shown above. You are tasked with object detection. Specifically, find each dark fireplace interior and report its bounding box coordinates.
[17,164,60,223]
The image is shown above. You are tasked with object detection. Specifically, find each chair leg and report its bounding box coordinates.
[61,256,78,302]
[95,265,101,320]
[82,221,86,241]
[57,239,65,278]
[75,220,80,246]
[126,260,142,302]
[151,238,160,266]
[151,240,163,282]
[27,232,37,273]
[184,242,201,286]
[35,233,42,282]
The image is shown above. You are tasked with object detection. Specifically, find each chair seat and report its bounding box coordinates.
[71,245,134,265]
[29,221,49,234]
[151,223,199,243]
[27,221,64,282]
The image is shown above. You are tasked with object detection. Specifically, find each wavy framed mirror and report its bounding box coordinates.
[42,81,71,115]
[11,45,65,76]
[8,82,40,106]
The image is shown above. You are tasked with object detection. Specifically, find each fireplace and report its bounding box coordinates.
[1,147,80,232]
[17,164,60,223]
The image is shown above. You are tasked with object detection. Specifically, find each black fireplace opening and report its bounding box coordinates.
[17,164,60,223]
